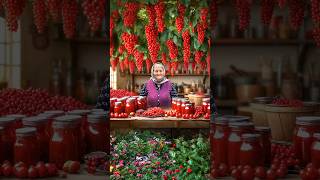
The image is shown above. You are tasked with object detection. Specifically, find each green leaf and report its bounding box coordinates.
[193,38,201,50]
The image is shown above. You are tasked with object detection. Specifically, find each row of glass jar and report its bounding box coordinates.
[293,116,320,167]
[111,96,147,114]
[0,108,108,169]
[171,98,210,115]
[211,116,271,168]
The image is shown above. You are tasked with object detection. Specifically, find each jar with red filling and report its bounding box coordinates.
[202,98,210,113]
[255,126,271,165]
[180,99,187,115]
[125,98,136,114]
[137,96,147,110]
[0,117,16,162]
[175,99,181,113]
[171,98,177,111]
[184,104,194,115]
[14,127,39,166]
[40,110,65,136]
[5,114,26,129]
[50,115,81,168]
[311,133,320,169]
[212,118,229,165]
[0,127,4,163]
[110,98,117,113]
[293,116,320,166]
[86,114,108,152]
[114,102,123,114]
[228,122,255,167]
[119,97,129,112]
[239,134,262,167]
[23,116,50,162]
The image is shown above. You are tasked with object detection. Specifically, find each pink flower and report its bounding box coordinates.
[156,161,161,165]
[137,173,143,178]
[113,171,120,177]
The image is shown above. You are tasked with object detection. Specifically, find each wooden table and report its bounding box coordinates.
[111,117,210,129]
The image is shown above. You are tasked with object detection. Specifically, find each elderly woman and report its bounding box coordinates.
[140,62,178,108]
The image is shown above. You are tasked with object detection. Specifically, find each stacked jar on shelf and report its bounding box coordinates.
[0,108,108,169]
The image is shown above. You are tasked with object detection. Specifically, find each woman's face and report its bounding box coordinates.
[153,65,165,81]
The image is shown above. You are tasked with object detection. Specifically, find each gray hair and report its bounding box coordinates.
[151,62,166,78]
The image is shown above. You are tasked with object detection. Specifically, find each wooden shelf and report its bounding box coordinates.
[214,39,301,46]
[133,73,208,76]
[54,37,107,44]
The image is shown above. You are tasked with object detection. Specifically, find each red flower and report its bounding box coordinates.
[172,177,177,180]
[179,165,183,169]
[113,171,120,177]
[156,161,161,165]
[187,168,192,173]
[163,175,168,180]
[175,169,180,173]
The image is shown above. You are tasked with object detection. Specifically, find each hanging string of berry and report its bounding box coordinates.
[145,24,160,64]
[210,0,218,30]
[33,0,47,34]
[261,0,275,26]
[82,0,106,33]
[155,1,166,32]
[161,53,167,65]
[111,57,119,72]
[234,0,251,31]
[129,60,135,74]
[61,0,78,39]
[182,30,191,72]
[110,18,115,40]
[47,0,61,22]
[146,4,156,26]
[166,40,178,60]
[3,0,26,32]
[288,0,305,30]
[277,0,286,8]
[175,3,186,34]
[171,61,178,73]
[195,50,204,65]
[146,58,152,73]
[119,60,125,72]
[312,27,320,46]
[121,32,138,55]
[311,0,320,23]
[123,2,139,28]
[133,50,144,73]
[197,23,206,44]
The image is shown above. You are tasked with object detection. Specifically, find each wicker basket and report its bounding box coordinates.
[265,104,316,142]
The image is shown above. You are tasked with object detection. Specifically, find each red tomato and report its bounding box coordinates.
[255,166,266,179]
[2,164,13,177]
[36,162,48,178]
[15,166,28,178]
[218,163,228,177]
[267,169,277,180]
[241,167,254,180]
[276,167,287,178]
[188,114,193,119]
[211,168,220,178]
[231,169,241,180]
[28,166,38,178]
[110,112,114,118]
[45,163,58,176]
[69,161,80,174]
[114,113,119,118]
[300,170,308,180]
[123,113,128,118]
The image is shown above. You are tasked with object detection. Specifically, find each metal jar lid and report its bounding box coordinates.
[241,133,261,140]
[67,109,91,115]
[16,127,37,136]
[23,116,48,126]
[296,116,320,125]
[0,117,16,126]
[43,110,64,115]
[222,115,250,123]
[229,122,254,128]
[5,114,27,120]
[87,114,107,123]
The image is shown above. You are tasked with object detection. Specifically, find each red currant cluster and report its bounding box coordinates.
[3,0,26,32]
[121,32,138,55]
[146,5,156,26]
[166,40,178,60]
[277,0,286,8]
[145,24,160,64]
[155,1,166,33]
[288,0,305,30]
[0,88,87,116]
[300,163,320,179]
[133,50,144,73]
[272,98,303,107]
[123,2,139,28]
[234,0,251,31]
[47,0,61,22]
[119,61,125,72]
[124,57,129,70]
[197,23,206,45]
[260,0,275,26]
[311,0,320,23]
[61,0,78,39]
[210,0,218,30]
[146,58,152,73]
[171,61,178,73]
[33,0,47,34]
[110,89,137,98]
[161,53,167,65]
[82,0,105,33]
[141,107,166,117]
[195,50,204,66]
[129,60,135,74]
[111,58,118,72]
[200,8,208,25]
[182,30,190,71]
[206,51,211,74]
[175,16,184,34]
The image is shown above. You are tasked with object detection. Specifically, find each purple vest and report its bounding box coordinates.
[146,79,171,108]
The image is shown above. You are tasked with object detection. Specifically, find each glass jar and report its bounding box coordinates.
[239,134,262,167]
[14,127,39,166]
[23,116,50,162]
[110,98,117,113]
[0,127,4,163]
[202,98,210,113]
[114,102,123,114]
[255,126,271,165]
[40,110,65,135]
[180,99,187,114]
[0,117,16,162]
[176,99,181,114]
[50,115,81,169]
[311,133,320,169]
[207,104,211,115]
[137,96,147,110]
[172,98,177,111]
[90,108,105,113]
[293,116,320,166]
[184,104,194,115]
[118,97,128,112]
[86,114,108,152]
[212,118,229,165]
[228,122,255,167]
[5,114,26,129]
[125,98,136,114]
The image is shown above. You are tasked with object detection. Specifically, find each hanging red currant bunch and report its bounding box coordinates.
[111,58,119,72]
[277,0,286,8]
[200,7,208,26]
[311,0,320,24]
[61,0,78,39]
[197,23,206,44]
[234,0,251,31]
[129,60,135,74]
[82,0,105,33]
[121,32,138,55]
[146,4,156,26]
[210,0,218,30]
[146,58,152,73]
[195,51,204,65]
[175,3,186,34]
[288,0,305,30]
[312,27,320,47]
[133,50,144,73]
[166,40,178,60]
[33,0,47,34]
[47,0,62,22]
[145,24,160,63]
[3,0,26,32]
[123,2,139,28]
[155,1,166,32]
[261,0,275,26]
[182,30,191,71]
[161,53,167,65]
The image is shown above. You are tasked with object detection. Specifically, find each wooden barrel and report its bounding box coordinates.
[250,103,268,126]
[265,104,316,142]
